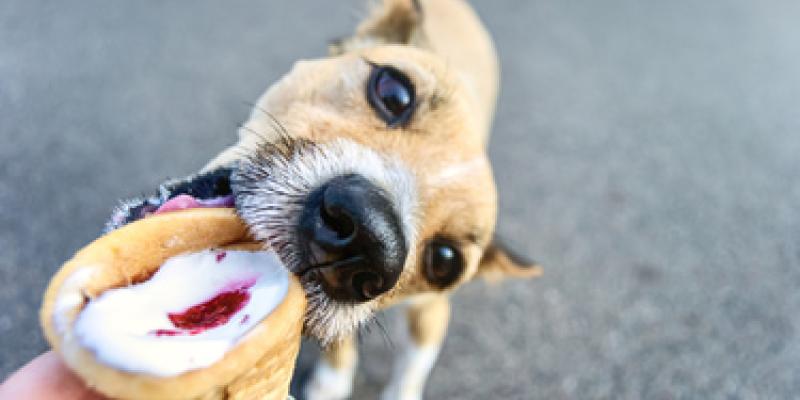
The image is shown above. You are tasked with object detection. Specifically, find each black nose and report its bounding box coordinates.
[298,174,407,302]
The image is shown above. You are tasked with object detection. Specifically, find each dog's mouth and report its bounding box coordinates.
[105,168,236,231]
[153,194,235,214]
[106,137,417,344]
[132,194,235,220]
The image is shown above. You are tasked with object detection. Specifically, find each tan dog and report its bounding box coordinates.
[106,1,541,398]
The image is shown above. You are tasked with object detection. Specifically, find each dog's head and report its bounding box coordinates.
[227,46,540,343]
[107,2,541,345]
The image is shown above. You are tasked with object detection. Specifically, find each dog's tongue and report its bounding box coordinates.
[154,194,235,215]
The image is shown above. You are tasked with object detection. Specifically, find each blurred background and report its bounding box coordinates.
[1,0,799,398]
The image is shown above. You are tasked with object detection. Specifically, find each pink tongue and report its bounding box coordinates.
[153,194,236,215]
[154,194,201,214]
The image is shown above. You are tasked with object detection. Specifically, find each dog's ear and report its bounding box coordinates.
[476,237,543,282]
[330,0,424,55]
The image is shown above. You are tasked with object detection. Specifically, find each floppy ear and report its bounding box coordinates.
[477,237,543,282]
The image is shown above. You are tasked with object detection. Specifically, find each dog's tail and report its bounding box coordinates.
[333,0,499,145]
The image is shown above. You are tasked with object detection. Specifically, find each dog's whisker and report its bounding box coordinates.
[266,113,291,139]
[372,314,394,350]
[243,101,292,140]
[237,123,276,146]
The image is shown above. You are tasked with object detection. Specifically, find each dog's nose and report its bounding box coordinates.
[298,174,407,302]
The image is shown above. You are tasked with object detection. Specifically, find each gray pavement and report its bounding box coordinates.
[2,1,799,398]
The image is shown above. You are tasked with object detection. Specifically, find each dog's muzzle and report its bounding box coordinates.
[298,174,407,303]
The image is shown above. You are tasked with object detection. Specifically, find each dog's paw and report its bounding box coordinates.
[380,343,440,400]
[303,359,355,400]
[380,385,421,400]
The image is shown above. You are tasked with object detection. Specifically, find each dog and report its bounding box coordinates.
[105,0,541,398]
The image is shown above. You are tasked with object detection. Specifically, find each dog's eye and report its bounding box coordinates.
[367,65,416,127]
[423,239,464,288]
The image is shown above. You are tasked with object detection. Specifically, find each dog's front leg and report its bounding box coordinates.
[382,295,450,400]
[304,335,358,400]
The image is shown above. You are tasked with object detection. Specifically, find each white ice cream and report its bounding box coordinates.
[72,249,289,377]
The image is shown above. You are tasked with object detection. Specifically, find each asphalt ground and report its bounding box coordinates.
[1,1,799,398]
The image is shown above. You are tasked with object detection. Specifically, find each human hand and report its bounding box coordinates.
[0,351,105,400]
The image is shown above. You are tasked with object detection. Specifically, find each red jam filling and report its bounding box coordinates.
[150,281,255,337]
[168,289,250,330]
